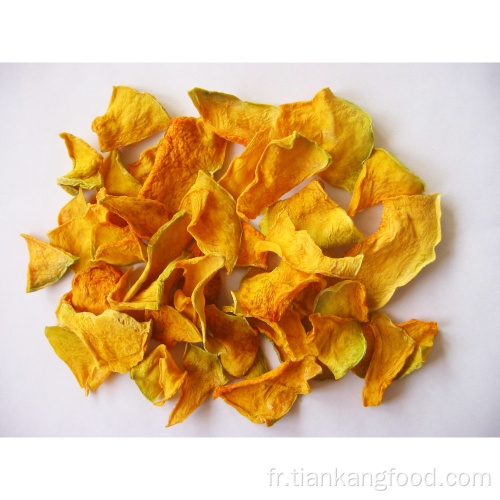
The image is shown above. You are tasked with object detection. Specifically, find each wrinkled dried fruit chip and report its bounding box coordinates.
[139,116,227,213]
[345,194,441,310]
[168,343,228,427]
[188,87,279,145]
[91,86,171,152]
[100,150,142,197]
[21,234,78,292]
[214,356,321,426]
[57,133,103,195]
[348,148,426,217]
[45,326,111,396]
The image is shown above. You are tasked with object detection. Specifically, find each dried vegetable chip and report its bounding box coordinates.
[100,150,142,197]
[139,116,227,213]
[57,133,103,195]
[21,234,78,292]
[260,179,363,250]
[236,221,268,269]
[345,194,442,310]
[45,326,111,396]
[188,87,279,145]
[361,312,416,406]
[214,356,321,426]
[91,86,171,152]
[168,343,228,427]
[237,132,332,220]
[307,314,366,379]
[205,304,260,378]
[58,188,87,225]
[180,171,242,273]
[313,280,369,322]
[348,148,426,217]
[257,210,363,278]
[128,140,161,184]
[275,88,374,193]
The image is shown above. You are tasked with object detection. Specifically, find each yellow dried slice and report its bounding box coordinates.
[107,268,158,312]
[237,132,332,220]
[139,116,227,213]
[213,356,321,426]
[236,221,268,269]
[205,304,260,378]
[260,179,363,250]
[91,86,171,152]
[345,194,442,310]
[258,211,363,278]
[128,140,161,184]
[396,319,438,378]
[100,150,142,197]
[56,298,152,374]
[275,88,374,193]
[362,312,416,406]
[348,148,426,217]
[45,326,111,396]
[168,343,228,427]
[188,87,279,145]
[313,280,369,322]
[58,188,87,225]
[180,171,242,273]
[57,133,103,195]
[156,251,192,308]
[307,314,366,379]
[231,260,326,322]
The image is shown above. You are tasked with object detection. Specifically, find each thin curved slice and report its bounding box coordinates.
[100,150,142,197]
[91,86,171,152]
[345,194,442,310]
[237,132,332,220]
[236,221,268,269]
[21,234,78,292]
[168,344,228,427]
[188,87,279,145]
[213,356,321,426]
[275,88,374,193]
[57,133,103,195]
[348,148,426,217]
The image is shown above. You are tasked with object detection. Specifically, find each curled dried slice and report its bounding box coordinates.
[56,298,152,374]
[275,88,374,193]
[345,194,442,310]
[139,116,227,213]
[348,148,426,217]
[205,304,260,378]
[58,188,87,225]
[236,221,268,270]
[100,150,142,197]
[307,314,366,379]
[45,326,111,396]
[180,171,242,273]
[21,234,78,292]
[237,132,332,220]
[128,140,161,184]
[57,133,103,195]
[313,280,369,322]
[188,87,279,145]
[362,312,416,406]
[91,86,171,152]
[214,356,321,426]
[168,344,228,427]
[260,179,363,250]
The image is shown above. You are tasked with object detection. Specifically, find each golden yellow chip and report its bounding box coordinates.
[58,188,87,225]
[180,171,242,273]
[45,326,111,396]
[91,86,171,152]
[100,150,142,197]
[345,194,442,310]
[57,133,103,195]
[236,221,268,269]
[214,356,321,426]
[168,343,228,427]
[127,140,161,184]
[188,87,279,145]
[21,234,78,292]
[139,116,227,213]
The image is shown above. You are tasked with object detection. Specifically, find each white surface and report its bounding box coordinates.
[0,63,499,437]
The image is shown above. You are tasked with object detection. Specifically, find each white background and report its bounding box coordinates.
[1,63,499,439]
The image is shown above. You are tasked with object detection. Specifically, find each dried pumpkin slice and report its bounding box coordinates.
[100,150,142,197]
[348,148,426,217]
[188,87,279,145]
[21,234,79,292]
[236,221,268,270]
[345,194,442,310]
[91,86,171,152]
[213,355,321,426]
